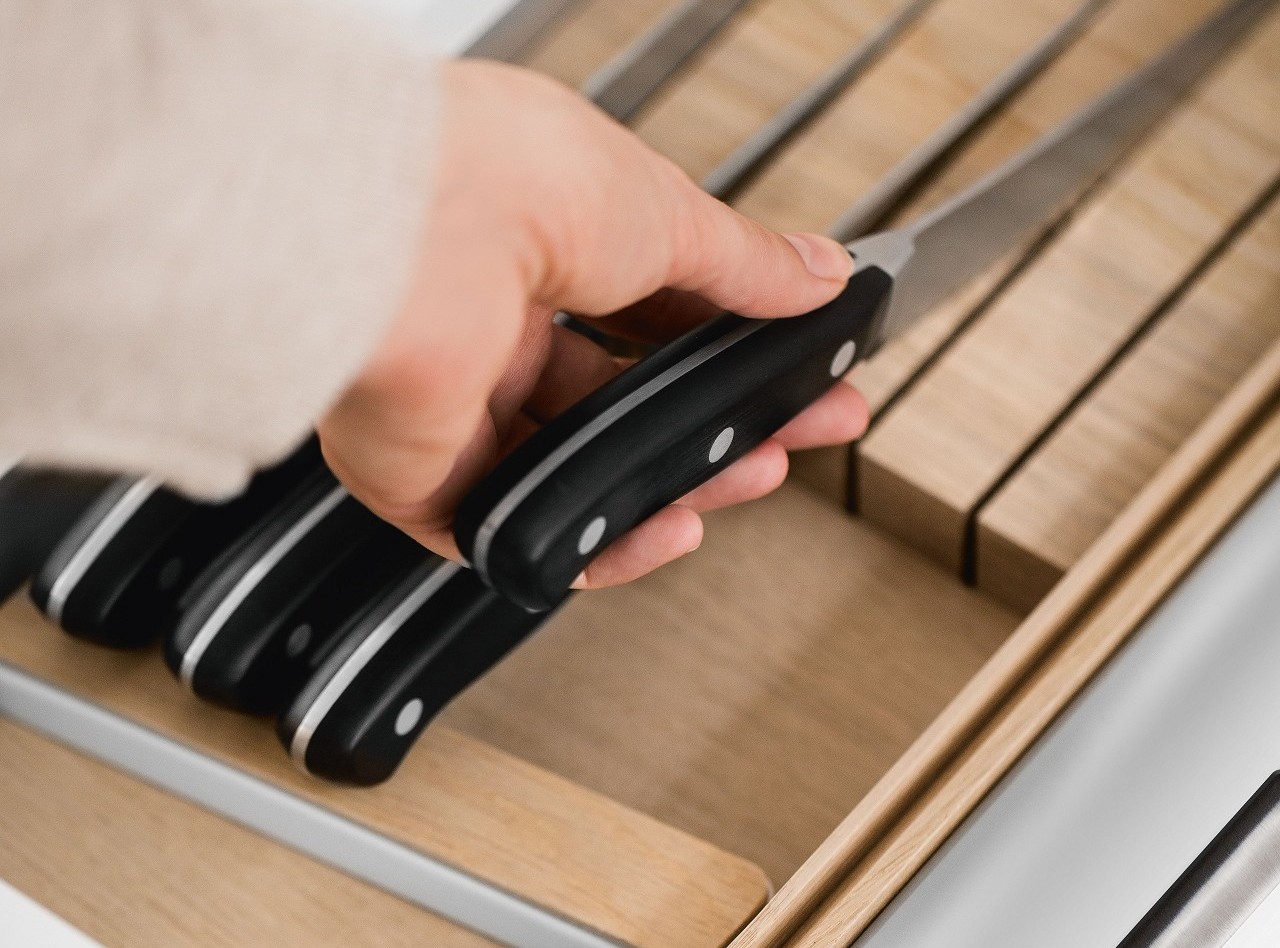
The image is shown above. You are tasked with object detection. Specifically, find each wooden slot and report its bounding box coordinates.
[0,603,769,948]
[0,720,494,948]
[732,335,1280,947]
[786,351,1280,948]
[977,185,1280,611]
[785,0,1226,501]
[726,0,1090,235]
[855,13,1280,575]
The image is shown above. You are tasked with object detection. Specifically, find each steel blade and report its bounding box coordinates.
[830,0,1109,242]
[701,0,938,203]
[857,0,1275,344]
[581,0,756,122]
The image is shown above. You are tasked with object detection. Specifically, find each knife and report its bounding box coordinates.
[580,0,758,123]
[455,0,1273,611]
[280,558,561,785]
[30,438,324,646]
[0,464,111,603]
[166,493,426,715]
[162,468,381,701]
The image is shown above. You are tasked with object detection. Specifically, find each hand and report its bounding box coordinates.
[319,59,869,590]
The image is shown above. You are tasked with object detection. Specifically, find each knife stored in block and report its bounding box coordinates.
[165,466,387,703]
[455,0,1273,611]
[167,499,427,715]
[30,439,324,647]
[281,559,561,785]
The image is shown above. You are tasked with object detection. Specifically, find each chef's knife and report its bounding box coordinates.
[166,467,367,693]
[167,496,426,715]
[0,464,110,603]
[30,438,324,646]
[455,0,1273,611]
[280,558,560,785]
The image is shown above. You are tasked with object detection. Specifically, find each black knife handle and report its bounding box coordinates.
[279,560,560,785]
[174,508,426,715]
[0,467,111,603]
[454,263,893,610]
[163,466,352,685]
[30,438,323,647]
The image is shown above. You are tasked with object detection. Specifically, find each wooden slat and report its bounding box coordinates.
[855,13,1280,575]
[790,0,1223,501]
[978,186,1280,610]
[520,0,682,87]
[788,357,1280,948]
[0,602,768,948]
[733,332,1280,948]
[442,480,1019,886]
[629,0,904,183]
[0,720,494,948]
[727,0,1089,235]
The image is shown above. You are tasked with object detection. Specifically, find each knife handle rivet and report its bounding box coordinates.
[578,516,607,556]
[830,340,857,377]
[394,698,424,736]
[708,427,735,464]
[286,623,312,658]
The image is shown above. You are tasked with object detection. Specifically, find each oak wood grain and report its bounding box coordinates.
[442,481,1020,886]
[978,187,1280,611]
[0,602,769,948]
[0,720,495,948]
[790,361,1280,948]
[856,14,1280,574]
[734,332,1280,948]
[788,0,1225,500]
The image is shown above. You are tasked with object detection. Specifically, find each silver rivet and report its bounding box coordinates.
[157,557,183,591]
[830,340,857,377]
[285,623,312,658]
[578,516,607,556]
[709,426,735,463]
[394,698,424,736]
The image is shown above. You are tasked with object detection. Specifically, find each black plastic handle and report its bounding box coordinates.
[170,504,426,715]
[454,264,893,610]
[0,467,110,603]
[31,438,324,647]
[279,560,561,785]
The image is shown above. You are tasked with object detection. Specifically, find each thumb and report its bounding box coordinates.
[666,185,854,317]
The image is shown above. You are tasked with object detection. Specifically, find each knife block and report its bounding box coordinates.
[1,0,1277,945]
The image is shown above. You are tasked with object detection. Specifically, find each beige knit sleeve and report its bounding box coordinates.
[0,0,440,497]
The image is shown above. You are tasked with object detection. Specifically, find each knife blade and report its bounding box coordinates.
[280,558,560,785]
[30,438,324,646]
[580,0,757,123]
[166,494,426,715]
[455,0,1274,611]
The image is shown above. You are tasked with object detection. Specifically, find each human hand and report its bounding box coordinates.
[319,59,869,590]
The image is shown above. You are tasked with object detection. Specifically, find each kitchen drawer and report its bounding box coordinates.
[2,0,1278,945]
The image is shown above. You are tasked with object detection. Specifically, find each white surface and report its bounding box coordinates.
[858,473,1280,947]
[0,879,101,948]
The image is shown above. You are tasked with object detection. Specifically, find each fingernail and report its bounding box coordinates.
[785,233,855,282]
[570,570,589,589]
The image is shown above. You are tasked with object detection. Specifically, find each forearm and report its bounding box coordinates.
[0,0,439,496]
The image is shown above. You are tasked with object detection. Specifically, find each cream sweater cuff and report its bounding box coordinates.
[0,0,441,497]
